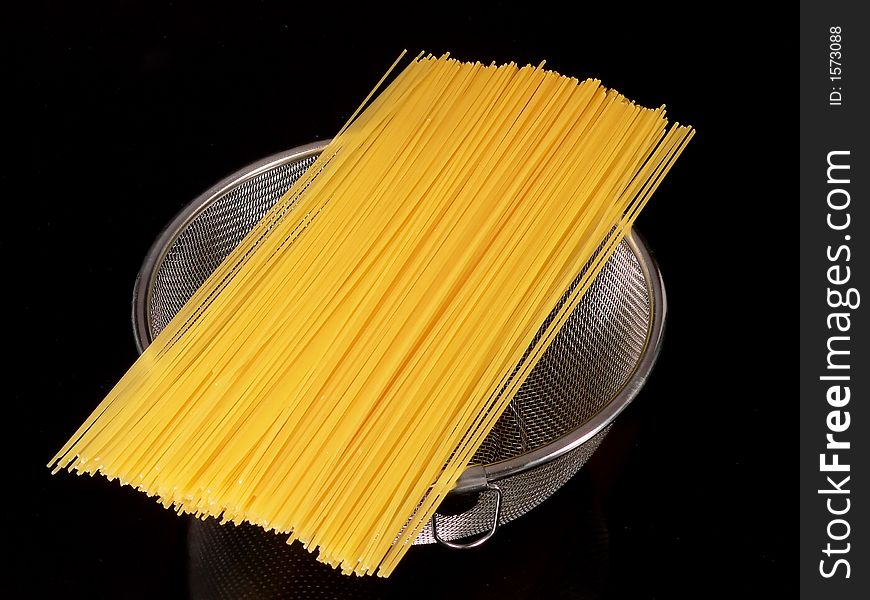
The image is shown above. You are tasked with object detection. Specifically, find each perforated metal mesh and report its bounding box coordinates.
[136,148,654,546]
[413,427,610,545]
[149,156,319,335]
[471,242,648,465]
[188,519,388,600]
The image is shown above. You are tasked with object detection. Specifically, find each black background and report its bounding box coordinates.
[10,2,793,598]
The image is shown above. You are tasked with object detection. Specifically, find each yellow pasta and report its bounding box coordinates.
[50,53,693,576]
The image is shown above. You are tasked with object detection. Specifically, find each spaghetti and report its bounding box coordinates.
[50,53,693,576]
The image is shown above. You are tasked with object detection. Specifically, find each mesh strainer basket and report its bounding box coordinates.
[131,141,665,548]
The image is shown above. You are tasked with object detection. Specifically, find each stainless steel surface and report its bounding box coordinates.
[432,483,502,549]
[132,141,665,546]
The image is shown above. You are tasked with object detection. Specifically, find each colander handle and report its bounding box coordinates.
[431,483,502,549]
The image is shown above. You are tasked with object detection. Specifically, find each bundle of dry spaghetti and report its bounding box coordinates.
[50,52,692,576]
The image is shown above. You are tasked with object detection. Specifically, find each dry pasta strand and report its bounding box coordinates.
[50,53,693,577]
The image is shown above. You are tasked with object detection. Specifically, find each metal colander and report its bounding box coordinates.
[131,141,665,549]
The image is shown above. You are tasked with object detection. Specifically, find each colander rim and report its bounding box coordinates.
[454,228,664,492]
[130,141,666,496]
[131,140,328,351]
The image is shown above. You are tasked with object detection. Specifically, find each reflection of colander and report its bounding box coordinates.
[131,141,666,548]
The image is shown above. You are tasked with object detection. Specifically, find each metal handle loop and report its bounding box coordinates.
[431,483,502,549]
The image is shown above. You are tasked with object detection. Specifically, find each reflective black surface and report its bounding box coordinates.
[11,3,793,598]
[187,464,613,600]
